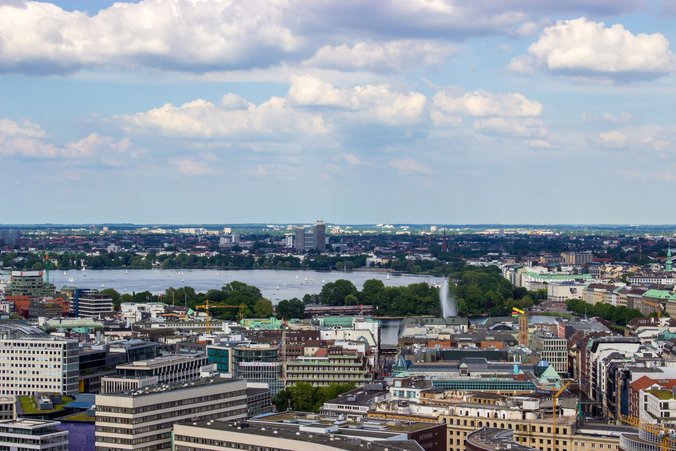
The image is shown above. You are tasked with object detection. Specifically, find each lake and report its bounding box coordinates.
[0,269,445,304]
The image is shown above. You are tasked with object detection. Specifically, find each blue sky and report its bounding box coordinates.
[2,0,676,224]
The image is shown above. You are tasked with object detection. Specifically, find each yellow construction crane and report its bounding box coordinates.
[552,380,572,451]
[619,414,675,451]
[195,299,246,334]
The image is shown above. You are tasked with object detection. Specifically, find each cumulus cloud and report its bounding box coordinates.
[513,17,675,81]
[389,158,432,175]
[0,1,644,75]
[0,118,134,162]
[170,158,215,176]
[430,89,547,140]
[432,89,542,119]
[289,74,427,125]
[582,111,634,124]
[304,40,455,72]
[0,0,300,74]
[596,130,628,148]
[118,94,329,140]
[341,153,362,165]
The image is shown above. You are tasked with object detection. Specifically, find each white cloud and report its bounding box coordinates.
[118,94,329,140]
[475,118,548,138]
[288,74,426,125]
[170,158,215,176]
[304,40,455,72]
[389,158,432,175]
[430,89,547,139]
[0,118,137,163]
[582,111,634,124]
[432,89,542,119]
[341,153,362,165]
[596,130,628,148]
[515,17,675,80]
[0,0,300,73]
[0,1,643,75]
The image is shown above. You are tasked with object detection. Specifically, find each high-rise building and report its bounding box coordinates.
[0,230,19,247]
[314,220,326,251]
[95,378,247,451]
[293,226,305,250]
[0,337,79,395]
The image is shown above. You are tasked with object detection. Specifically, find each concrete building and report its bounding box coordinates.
[547,283,586,303]
[314,220,326,251]
[7,271,53,297]
[72,289,114,319]
[0,337,79,395]
[561,252,593,266]
[101,354,207,393]
[95,378,247,451]
[286,351,372,387]
[293,226,305,251]
[530,332,568,375]
[0,419,68,451]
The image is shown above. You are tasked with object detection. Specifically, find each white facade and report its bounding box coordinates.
[0,338,79,395]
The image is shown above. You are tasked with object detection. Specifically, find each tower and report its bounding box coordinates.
[313,220,326,251]
[666,246,673,272]
[518,313,529,347]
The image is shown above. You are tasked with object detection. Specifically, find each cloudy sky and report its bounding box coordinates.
[2,0,676,224]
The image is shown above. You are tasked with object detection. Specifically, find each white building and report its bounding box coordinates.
[95,378,247,451]
[0,338,78,395]
[0,419,68,451]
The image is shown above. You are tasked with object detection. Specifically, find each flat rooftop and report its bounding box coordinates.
[176,420,425,451]
[98,376,241,398]
[116,354,205,369]
[466,428,537,451]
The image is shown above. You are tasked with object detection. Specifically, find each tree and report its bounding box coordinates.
[100,288,122,310]
[276,298,305,320]
[319,279,358,306]
[253,299,273,318]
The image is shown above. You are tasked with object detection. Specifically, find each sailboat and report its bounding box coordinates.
[386,273,391,280]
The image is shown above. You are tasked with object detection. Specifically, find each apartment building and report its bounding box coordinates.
[95,378,247,451]
[0,337,78,395]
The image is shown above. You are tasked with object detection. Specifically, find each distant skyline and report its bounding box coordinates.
[2,1,676,224]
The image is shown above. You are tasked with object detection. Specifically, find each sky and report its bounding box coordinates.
[2,0,676,225]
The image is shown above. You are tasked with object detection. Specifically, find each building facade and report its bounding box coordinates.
[0,338,79,395]
[95,378,247,451]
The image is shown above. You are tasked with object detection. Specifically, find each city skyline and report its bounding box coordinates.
[2,1,676,224]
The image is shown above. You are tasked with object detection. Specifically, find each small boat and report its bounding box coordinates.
[125,269,129,274]
[322,279,325,283]
[386,273,391,280]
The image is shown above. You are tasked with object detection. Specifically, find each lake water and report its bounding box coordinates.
[0,269,444,304]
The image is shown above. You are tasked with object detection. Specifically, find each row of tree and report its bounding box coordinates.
[101,281,274,320]
[566,299,644,326]
[272,382,355,412]
[301,279,442,317]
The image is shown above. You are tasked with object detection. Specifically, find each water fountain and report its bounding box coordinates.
[439,280,457,317]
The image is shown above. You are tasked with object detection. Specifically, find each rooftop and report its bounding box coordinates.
[466,428,537,451]
[99,376,240,398]
[177,420,425,451]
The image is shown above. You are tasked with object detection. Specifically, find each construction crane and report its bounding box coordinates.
[619,414,676,451]
[195,299,246,334]
[552,380,572,451]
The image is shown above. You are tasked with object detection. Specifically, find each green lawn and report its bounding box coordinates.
[18,396,74,414]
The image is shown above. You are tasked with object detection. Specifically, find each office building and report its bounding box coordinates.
[530,332,568,375]
[101,354,207,393]
[0,230,20,247]
[286,351,372,387]
[7,271,54,297]
[0,419,68,451]
[95,378,247,451]
[314,220,326,251]
[0,337,79,395]
[71,289,114,319]
[208,344,283,395]
[293,226,305,250]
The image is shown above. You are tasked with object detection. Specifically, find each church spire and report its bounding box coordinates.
[666,245,673,272]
